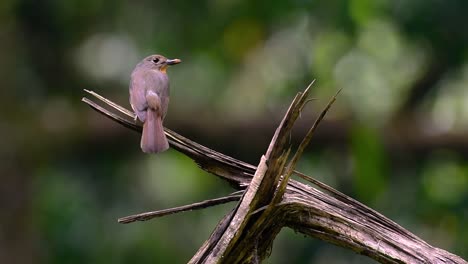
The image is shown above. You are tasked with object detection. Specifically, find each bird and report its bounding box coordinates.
[129,54,181,153]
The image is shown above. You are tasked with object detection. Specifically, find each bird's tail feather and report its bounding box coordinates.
[140,109,169,153]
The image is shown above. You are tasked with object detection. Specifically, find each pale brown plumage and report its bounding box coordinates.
[129,54,181,153]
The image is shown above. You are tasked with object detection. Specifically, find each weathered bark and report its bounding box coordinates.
[82,86,466,264]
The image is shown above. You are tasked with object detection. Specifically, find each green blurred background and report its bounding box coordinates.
[1,0,467,263]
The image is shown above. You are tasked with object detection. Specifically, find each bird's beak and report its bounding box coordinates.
[166,58,181,65]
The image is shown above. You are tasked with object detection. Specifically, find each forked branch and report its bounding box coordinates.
[82,85,466,264]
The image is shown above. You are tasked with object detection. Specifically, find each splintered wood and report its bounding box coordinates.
[83,84,466,264]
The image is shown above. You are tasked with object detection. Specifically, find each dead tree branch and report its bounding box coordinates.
[82,85,466,264]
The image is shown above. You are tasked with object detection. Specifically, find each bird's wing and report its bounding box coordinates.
[129,71,149,122]
[145,70,170,119]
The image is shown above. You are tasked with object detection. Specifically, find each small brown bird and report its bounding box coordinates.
[129,54,181,153]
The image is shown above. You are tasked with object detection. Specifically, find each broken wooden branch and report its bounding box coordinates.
[82,86,466,264]
[118,192,243,224]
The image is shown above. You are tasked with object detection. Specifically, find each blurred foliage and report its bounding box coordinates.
[0,0,467,263]
[351,125,387,204]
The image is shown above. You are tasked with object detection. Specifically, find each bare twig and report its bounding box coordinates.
[82,97,141,132]
[84,89,135,118]
[118,193,242,224]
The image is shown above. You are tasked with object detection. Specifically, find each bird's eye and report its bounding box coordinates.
[152,58,160,63]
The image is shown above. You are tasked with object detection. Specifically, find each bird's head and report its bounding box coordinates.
[143,54,181,73]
